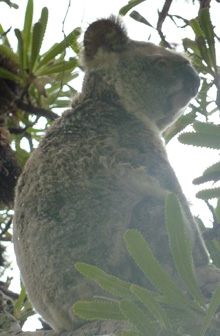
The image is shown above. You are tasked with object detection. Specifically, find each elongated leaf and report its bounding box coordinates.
[30,22,43,71]
[36,58,77,76]
[166,193,205,307]
[75,263,135,300]
[23,0,33,67]
[193,161,220,185]
[119,0,147,16]
[14,28,24,74]
[13,285,26,317]
[193,121,220,136]
[0,23,10,47]
[0,67,21,82]
[39,7,48,47]
[200,284,220,336]
[131,285,171,331]
[196,187,220,200]
[120,300,156,336]
[73,301,125,321]
[124,230,198,309]
[199,8,216,70]
[37,28,80,69]
[0,45,19,64]
[179,132,220,149]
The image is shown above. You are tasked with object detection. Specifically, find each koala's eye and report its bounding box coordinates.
[155,59,169,71]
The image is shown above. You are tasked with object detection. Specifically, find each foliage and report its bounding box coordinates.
[74,194,220,336]
[0,0,80,166]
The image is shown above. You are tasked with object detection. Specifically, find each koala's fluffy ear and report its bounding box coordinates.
[84,16,128,60]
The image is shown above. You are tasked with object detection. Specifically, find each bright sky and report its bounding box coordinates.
[1,0,220,330]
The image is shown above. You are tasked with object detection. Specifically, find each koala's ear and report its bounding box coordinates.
[84,16,128,59]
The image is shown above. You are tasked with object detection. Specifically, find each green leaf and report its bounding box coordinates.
[193,161,220,185]
[14,28,24,75]
[165,193,205,307]
[189,18,203,38]
[119,0,146,16]
[23,0,33,67]
[130,285,171,331]
[30,22,43,71]
[193,121,220,136]
[196,188,220,200]
[120,300,156,336]
[37,28,80,69]
[0,23,10,47]
[0,45,19,64]
[0,67,21,82]
[199,8,216,70]
[36,58,77,76]
[39,7,48,45]
[13,285,26,317]
[75,263,135,300]
[73,301,125,321]
[124,230,198,309]
[200,284,220,336]
[179,132,220,149]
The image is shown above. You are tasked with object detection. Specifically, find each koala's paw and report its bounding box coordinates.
[196,264,220,295]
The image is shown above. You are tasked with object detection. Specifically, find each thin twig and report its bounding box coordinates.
[16,101,58,120]
[157,0,173,48]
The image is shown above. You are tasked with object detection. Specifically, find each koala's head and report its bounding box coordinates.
[82,16,200,131]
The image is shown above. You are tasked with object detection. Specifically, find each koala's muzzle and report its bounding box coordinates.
[182,62,200,97]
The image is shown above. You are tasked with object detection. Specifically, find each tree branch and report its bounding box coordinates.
[16,101,58,121]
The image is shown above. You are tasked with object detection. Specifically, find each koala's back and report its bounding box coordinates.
[14,96,181,330]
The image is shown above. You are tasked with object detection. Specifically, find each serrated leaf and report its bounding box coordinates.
[200,284,220,336]
[37,28,80,69]
[73,301,125,321]
[199,8,216,70]
[0,67,21,82]
[23,0,33,67]
[30,22,43,71]
[75,263,135,300]
[179,132,220,149]
[119,0,146,16]
[38,7,48,46]
[130,285,171,331]
[165,193,205,307]
[193,121,220,136]
[193,161,220,185]
[124,230,198,309]
[120,300,156,336]
[196,188,220,200]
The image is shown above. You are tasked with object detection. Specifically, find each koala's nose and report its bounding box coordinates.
[182,62,200,96]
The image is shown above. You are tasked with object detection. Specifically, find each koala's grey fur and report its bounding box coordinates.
[13,16,220,332]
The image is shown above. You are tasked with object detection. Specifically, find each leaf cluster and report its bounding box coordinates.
[74,194,220,336]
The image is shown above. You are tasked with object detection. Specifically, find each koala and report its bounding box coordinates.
[13,16,220,333]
